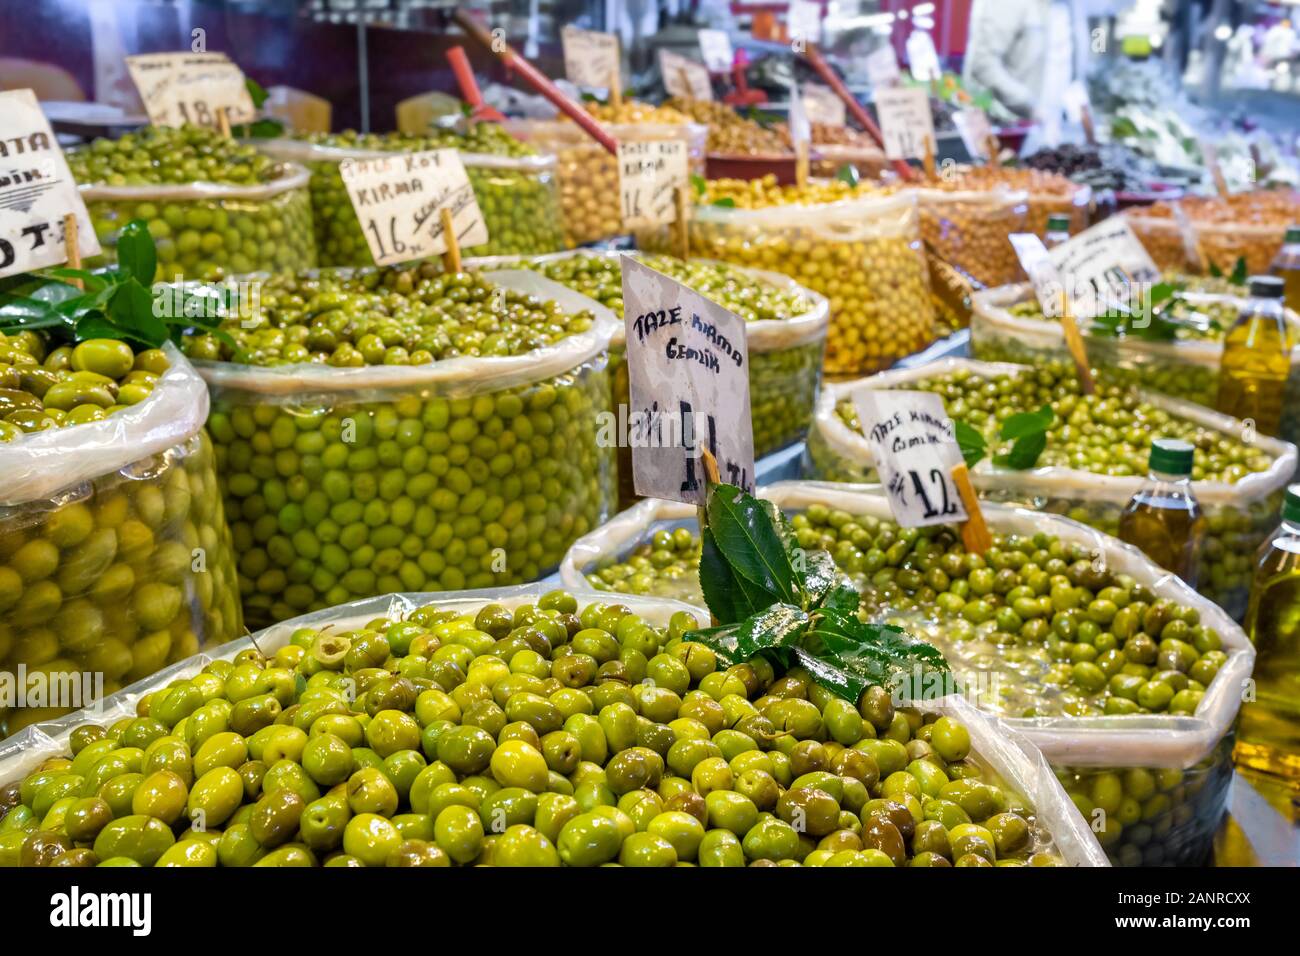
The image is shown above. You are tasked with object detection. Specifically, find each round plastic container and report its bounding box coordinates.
[504,119,708,247]
[807,359,1299,619]
[561,480,1253,866]
[639,189,933,376]
[0,346,242,737]
[191,270,618,631]
[78,164,317,282]
[255,138,566,266]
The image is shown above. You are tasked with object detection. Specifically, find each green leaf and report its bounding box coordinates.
[690,173,707,197]
[733,604,810,659]
[116,220,157,288]
[803,608,953,701]
[74,314,128,342]
[683,622,746,666]
[705,484,799,607]
[820,584,861,616]
[246,77,269,108]
[836,164,860,187]
[711,197,736,208]
[795,549,839,608]
[791,646,867,703]
[999,405,1054,441]
[43,268,110,295]
[994,431,1048,469]
[1208,260,1224,278]
[953,420,987,468]
[1229,256,1248,287]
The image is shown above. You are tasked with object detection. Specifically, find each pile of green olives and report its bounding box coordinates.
[270,125,565,266]
[69,125,317,282]
[0,591,1065,867]
[589,527,701,597]
[813,361,1282,616]
[519,253,826,464]
[0,335,169,441]
[184,267,598,367]
[184,269,615,629]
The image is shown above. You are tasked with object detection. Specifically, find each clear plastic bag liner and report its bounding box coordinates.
[464,249,830,352]
[914,185,1030,212]
[504,118,709,158]
[560,480,1254,772]
[813,357,1298,508]
[0,342,209,506]
[691,188,921,243]
[191,269,619,401]
[0,580,1109,866]
[253,137,559,174]
[78,162,311,202]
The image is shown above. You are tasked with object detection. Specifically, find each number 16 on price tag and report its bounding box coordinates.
[853,390,991,551]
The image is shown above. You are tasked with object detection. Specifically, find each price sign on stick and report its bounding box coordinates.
[339,149,488,267]
[802,83,845,127]
[788,0,823,45]
[875,86,935,162]
[0,89,100,279]
[621,256,755,505]
[1010,232,1096,394]
[1043,218,1161,320]
[126,52,255,128]
[698,29,734,73]
[618,139,689,229]
[561,26,621,89]
[867,45,901,88]
[953,107,994,161]
[659,50,713,101]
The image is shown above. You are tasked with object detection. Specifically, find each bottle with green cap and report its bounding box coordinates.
[1236,482,1300,780]
[1270,224,1300,313]
[1044,213,1072,250]
[1215,274,1293,437]
[1117,438,1206,585]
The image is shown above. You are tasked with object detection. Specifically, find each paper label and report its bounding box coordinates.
[618,139,689,229]
[698,29,734,73]
[660,50,713,101]
[1046,218,1161,319]
[561,26,620,89]
[875,86,935,161]
[953,107,994,161]
[125,52,255,128]
[1008,233,1063,315]
[801,83,845,127]
[906,30,943,82]
[788,1,823,45]
[852,390,968,528]
[621,256,755,505]
[867,45,901,88]
[0,89,101,279]
[339,149,488,266]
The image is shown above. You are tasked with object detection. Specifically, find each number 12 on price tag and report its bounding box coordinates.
[852,390,968,527]
[620,256,755,505]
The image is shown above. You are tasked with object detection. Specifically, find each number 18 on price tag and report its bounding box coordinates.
[621,256,755,505]
[853,390,968,528]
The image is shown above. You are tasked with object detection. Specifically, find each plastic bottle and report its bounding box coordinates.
[1117,438,1206,585]
[1215,275,1292,437]
[1044,213,1072,249]
[1270,224,1300,314]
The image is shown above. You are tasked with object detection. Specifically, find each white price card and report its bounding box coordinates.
[0,89,101,279]
[697,29,734,73]
[561,26,620,89]
[659,50,713,101]
[618,139,689,229]
[906,30,943,82]
[126,52,255,129]
[339,148,488,267]
[875,85,935,161]
[802,83,844,128]
[1008,233,1064,315]
[852,390,968,528]
[1045,218,1161,319]
[788,0,823,45]
[953,106,994,161]
[621,255,755,505]
[867,45,901,88]
[788,80,811,146]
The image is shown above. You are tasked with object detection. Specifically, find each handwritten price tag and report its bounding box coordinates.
[788,0,823,44]
[853,390,967,528]
[660,50,713,101]
[618,140,689,229]
[561,26,620,89]
[621,255,755,505]
[126,52,255,128]
[0,89,100,279]
[1045,218,1161,319]
[875,86,935,161]
[867,45,901,88]
[698,29,734,73]
[953,107,994,161]
[339,149,488,266]
[802,83,845,127]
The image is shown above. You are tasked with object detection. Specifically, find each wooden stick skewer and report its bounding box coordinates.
[985,134,1002,168]
[950,463,992,555]
[922,135,936,180]
[795,140,809,189]
[1057,295,1096,395]
[698,448,722,625]
[440,207,462,273]
[609,63,622,112]
[217,106,232,139]
[63,214,84,290]
[674,186,691,261]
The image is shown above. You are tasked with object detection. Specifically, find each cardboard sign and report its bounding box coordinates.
[618,139,689,229]
[126,52,255,128]
[954,107,994,161]
[659,50,713,101]
[621,256,755,504]
[853,390,968,528]
[875,85,935,161]
[0,89,101,279]
[561,26,620,89]
[802,83,845,127]
[867,45,901,88]
[1008,233,1063,315]
[339,149,488,266]
[1046,218,1161,320]
[788,1,823,45]
[698,29,734,73]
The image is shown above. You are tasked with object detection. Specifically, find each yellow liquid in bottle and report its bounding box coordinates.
[1235,534,1300,780]
[1117,488,1206,586]
[1282,269,1300,315]
[1216,311,1292,436]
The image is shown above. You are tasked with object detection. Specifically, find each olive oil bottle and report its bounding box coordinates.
[1215,275,1292,436]
[1236,483,1300,780]
[1271,225,1300,314]
[1044,213,1072,249]
[1117,439,1205,585]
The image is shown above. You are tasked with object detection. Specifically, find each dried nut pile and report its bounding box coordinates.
[665,98,790,155]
